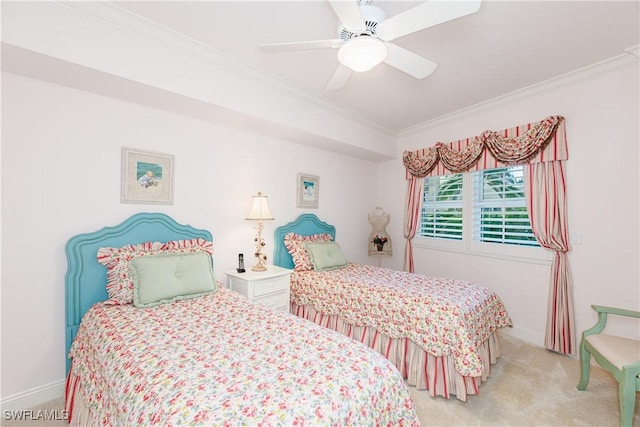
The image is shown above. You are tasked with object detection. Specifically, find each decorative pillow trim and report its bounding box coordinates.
[97,238,214,305]
[162,238,214,253]
[284,233,332,271]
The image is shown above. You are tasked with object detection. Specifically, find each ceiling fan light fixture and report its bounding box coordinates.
[337,37,387,72]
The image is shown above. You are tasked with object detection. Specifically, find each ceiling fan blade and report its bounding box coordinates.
[325,63,353,91]
[259,39,344,52]
[376,0,481,41]
[328,1,366,33]
[383,43,437,79]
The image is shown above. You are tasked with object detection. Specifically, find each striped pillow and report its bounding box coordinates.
[284,233,333,271]
[97,238,214,304]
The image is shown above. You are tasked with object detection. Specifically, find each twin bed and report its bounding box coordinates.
[274,214,512,401]
[64,212,512,425]
[64,213,418,426]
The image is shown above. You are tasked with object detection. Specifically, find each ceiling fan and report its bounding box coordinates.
[259,0,481,90]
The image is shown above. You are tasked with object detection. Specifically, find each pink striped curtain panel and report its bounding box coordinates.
[402,116,575,355]
[403,175,424,273]
[525,161,574,355]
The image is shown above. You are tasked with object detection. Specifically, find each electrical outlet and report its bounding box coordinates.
[570,233,582,245]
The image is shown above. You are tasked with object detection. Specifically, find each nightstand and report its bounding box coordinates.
[226,265,291,311]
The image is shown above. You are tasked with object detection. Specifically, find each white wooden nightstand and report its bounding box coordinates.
[226,265,291,311]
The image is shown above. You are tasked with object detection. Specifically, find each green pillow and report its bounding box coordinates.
[130,252,217,308]
[304,241,348,271]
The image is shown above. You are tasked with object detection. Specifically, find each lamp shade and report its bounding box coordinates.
[246,192,274,220]
[337,37,388,72]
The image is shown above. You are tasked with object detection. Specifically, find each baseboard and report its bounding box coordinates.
[0,379,65,411]
[500,325,545,349]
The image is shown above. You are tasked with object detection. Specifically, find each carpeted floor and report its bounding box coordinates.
[3,333,638,426]
[409,332,639,426]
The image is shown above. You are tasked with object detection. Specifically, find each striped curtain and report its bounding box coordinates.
[402,115,575,355]
[403,176,424,272]
[525,161,575,355]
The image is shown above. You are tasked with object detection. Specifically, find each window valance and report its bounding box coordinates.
[403,115,567,178]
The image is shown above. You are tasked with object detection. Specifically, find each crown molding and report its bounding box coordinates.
[400,49,640,136]
[52,0,397,137]
[625,44,640,58]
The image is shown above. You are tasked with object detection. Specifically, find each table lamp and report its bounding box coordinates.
[245,192,274,271]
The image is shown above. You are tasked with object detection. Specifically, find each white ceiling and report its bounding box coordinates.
[109,0,640,132]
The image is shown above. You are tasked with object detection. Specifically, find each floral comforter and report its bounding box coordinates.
[69,287,419,426]
[290,264,512,377]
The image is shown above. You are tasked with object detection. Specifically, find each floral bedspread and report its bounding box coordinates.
[69,287,419,426]
[290,264,512,377]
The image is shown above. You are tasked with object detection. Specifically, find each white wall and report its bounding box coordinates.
[378,66,640,346]
[0,72,379,402]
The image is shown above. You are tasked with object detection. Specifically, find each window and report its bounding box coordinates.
[418,166,544,261]
[473,167,538,246]
[420,174,463,240]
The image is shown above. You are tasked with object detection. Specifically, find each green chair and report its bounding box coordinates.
[577,305,640,427]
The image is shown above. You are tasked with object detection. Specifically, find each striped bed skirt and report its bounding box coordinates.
[291,303,502,401]
[64,367,91,426]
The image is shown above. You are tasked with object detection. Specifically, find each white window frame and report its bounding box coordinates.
[414,169,552,264]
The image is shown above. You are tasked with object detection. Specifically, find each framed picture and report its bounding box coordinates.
[297,173,319,209]
[121,147,174,204]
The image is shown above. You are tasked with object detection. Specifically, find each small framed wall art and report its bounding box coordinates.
[297,173,319,209]
[121,147,174,204]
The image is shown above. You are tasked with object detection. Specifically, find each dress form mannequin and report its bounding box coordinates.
[368,207,392,265]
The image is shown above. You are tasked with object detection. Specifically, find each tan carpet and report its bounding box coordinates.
[409,332,639,426]
[3,333,638,426]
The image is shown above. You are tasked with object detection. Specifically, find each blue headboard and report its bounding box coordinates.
[64,212,212,373]
[273,214,336,269]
